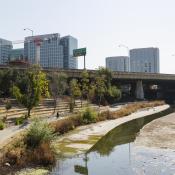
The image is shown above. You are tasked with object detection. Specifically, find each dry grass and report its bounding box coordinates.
[0,139,55,174]
[107,100,165,119]
[51,118,75,134]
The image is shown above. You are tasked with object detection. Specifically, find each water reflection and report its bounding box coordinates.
[88,108,172,156]
[51,108,174,175]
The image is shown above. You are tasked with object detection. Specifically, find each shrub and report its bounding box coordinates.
[0,120,5,130]
[15,116,25,125]
[98,110,112,121]
[25,119,54,148]
[31,142,55,166]
[5,147,25,166]
[51,118,75,134]
[82,107,97,124]
[71,114,84,127]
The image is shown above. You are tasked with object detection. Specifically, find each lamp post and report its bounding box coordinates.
[118,44,130,72]
[24,28,34,36]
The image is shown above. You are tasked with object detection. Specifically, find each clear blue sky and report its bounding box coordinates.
[1,0,175,73]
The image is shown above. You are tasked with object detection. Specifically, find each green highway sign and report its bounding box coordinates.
[73,48,86,57]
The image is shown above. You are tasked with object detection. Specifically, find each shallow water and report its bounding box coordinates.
[51,108,175,175]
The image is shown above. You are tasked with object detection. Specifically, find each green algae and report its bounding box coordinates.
[15,168,49,175]
[52,134,103,157]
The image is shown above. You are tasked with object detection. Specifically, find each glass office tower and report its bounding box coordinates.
[0,38,12,64]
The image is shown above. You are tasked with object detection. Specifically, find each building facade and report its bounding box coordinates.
[10,48,24,61]
[60,36,78,69]
[24,33,78,69]
[0,38,12,64]
[106,56,129,72]
[130,47,159,73]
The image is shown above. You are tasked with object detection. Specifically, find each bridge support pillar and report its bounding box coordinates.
[135,80,144,100]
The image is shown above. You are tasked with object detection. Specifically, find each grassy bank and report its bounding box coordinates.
[0,100,165,174]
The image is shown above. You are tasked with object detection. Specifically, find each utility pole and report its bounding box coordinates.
[24,28,34,36]
[84,54,86,69]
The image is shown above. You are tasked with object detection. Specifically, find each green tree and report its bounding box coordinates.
[69,79,81,112]
[94,67,121,106]
[107,86,122,100]
[88,83,96,102]
[96,67,112,88]
[12,66,49,118]
[80,70,90,106]
[49,72,68,113]
[95,76,107,107]
[4,100,12,121]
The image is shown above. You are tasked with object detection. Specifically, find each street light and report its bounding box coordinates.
[118,44,130,72]
[24,28,34,36]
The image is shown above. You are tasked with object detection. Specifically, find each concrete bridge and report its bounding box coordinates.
[45,69,175,101]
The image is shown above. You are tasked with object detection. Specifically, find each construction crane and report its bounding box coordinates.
[12,40,24,45]
[0,40,24,46]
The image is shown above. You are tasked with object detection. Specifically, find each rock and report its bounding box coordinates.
[4,162,10,167]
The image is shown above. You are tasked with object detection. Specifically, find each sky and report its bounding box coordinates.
[1,0,175,73]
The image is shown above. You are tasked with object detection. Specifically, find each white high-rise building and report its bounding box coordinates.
[130,47,159,73]
[106,56,129,72]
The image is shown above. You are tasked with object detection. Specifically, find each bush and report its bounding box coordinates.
[0,120,5,130]
[98,110,112,121]
[82,107,97,124]
[31,142,55,166]
[51,118,75,134]
[5,147,25,166]
[25,119,54,148]
[15,116,25,125]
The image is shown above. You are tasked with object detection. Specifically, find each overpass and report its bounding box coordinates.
[45,69,175,100]
[48,69,175,82]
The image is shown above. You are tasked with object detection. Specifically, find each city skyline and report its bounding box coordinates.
[1,0,175,73]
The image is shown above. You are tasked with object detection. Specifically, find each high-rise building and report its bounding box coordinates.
[106,56,129,72]
[24,33,64,68]
[24,33,78,69]
[60,36,78,69]
[130,47,159,73]
[0,38,12,64]
[10,48,24,61]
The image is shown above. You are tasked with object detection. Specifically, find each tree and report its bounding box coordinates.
[69,79,81,112]
[80,70,90,106]
[49,72,68,113]
[3,100,12,121]
[95,76,107,107]
[94,67,121,106]
[12,66,49,118]
[96,67,112,88]
[107,86,122,102]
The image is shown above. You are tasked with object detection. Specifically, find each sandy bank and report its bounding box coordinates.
[134,111,175,149]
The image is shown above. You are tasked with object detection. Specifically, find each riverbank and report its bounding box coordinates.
[134,111,175,149]
[53,104,169,157]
